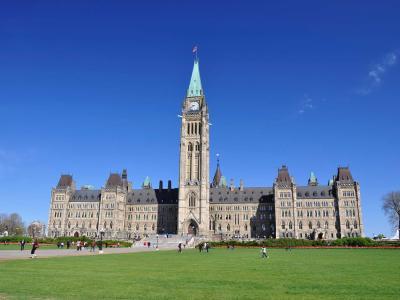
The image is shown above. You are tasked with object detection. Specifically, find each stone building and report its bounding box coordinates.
[48,58,364,240]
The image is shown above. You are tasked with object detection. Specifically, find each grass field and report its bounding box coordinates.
[0,248,399,299]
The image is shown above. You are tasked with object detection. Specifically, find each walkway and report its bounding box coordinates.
[0,245,177,261]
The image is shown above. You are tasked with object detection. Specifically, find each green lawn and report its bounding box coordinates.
[0,248,399,299]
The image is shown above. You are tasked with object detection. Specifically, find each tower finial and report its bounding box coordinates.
[192,45,198,60]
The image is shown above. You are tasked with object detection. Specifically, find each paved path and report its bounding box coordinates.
[0,246,177,261]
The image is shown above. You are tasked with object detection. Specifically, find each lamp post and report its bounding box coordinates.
[99,228,105,254]
[156,234,159,249]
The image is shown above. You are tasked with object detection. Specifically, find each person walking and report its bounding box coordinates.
[178,242,182,253]
[20,239,25,251]
[91,240,96,252]
[30,239,39,258]
[66,240,71,249]
[261,246,268,259]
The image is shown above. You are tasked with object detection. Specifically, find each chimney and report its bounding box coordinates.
[168,180,172,191]
[159,180,163,190]
[239,179,244,191]
[230,179,234,191]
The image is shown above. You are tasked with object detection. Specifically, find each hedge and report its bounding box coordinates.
[198,238,400,248]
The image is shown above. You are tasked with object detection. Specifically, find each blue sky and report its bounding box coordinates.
[1,1,399,237]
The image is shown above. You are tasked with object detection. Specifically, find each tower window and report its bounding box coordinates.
[189,193,196,207]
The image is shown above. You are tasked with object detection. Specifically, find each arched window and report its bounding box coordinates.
[189,193,196,207]
[104,221,107,229]
[136,224,139,230]
[144,224,147,231]
[289,221,293,229]
[346,220,350,229]
[281,221,285,229]
[227,224,230,231]
[317,221,321,229]
[308,221,313,229]
[188,143,193,152]
[324,221,329,229]
[152,224,155,231]
[68,222,71,229]
[299,221,303,229]
[244,224,248,231]
[354,221,358,229]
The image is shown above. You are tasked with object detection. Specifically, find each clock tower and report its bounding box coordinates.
[178,58,210,236]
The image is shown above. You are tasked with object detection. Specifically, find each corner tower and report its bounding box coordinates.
[178,58,210,236]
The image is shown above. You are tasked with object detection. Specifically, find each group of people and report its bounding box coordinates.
[199,242,210,253]
[56,242,65,248]
[19,239,39,259]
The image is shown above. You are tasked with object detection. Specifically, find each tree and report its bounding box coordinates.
[0,213,25,235]
[27,222,45,238]
[382,191,400,240]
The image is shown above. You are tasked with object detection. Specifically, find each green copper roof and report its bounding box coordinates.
[187,59,203,97]
[309,172,317,183]
[220,176,227,188]
[143,176,151,188]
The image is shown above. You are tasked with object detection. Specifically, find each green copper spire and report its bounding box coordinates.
[187,59,203,97]
[308,172,318,186]
[143,176,151,189]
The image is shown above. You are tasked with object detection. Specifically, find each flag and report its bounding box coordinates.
[192,46,198,53]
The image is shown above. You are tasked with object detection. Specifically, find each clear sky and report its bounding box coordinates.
[1,1,399,237]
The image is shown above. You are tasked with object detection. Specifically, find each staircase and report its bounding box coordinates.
[133,234,192,249]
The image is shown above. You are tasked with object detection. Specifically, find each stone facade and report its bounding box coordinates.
[47,59,364,240]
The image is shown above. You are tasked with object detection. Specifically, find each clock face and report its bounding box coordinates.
[190,101,199,111]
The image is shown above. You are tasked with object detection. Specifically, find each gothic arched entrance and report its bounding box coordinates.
[188,220,198,236]
[74,231,79,237]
